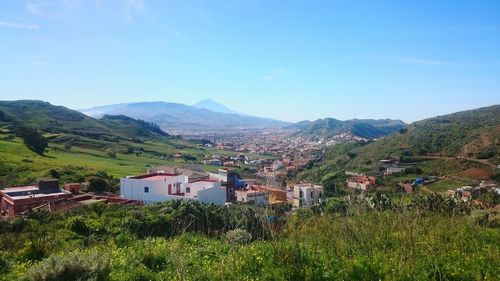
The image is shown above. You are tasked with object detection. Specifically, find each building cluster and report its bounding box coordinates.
[346,174,377,191]
[0,179,140,217]
[447,181,499,202]
[119,167,324,209]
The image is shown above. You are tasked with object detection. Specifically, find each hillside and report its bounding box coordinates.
[0,100,170,141]
[289,118,406,139]
[359,105,500,159]
[81,101,289,133]
[297,105,500,184]
[0,100,220,186]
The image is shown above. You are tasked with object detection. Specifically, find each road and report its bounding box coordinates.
[416,156,498,169]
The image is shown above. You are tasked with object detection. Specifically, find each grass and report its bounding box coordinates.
[1,203,499,281]
[426,178,475,193]
[0,136,246,186]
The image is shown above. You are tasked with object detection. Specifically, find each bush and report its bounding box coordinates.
[0,254,8,273]
[67,216,93,236]
[324,198,349,216]
[225,229,252,245]
[24,251,110,281]
[477,148,495,159]
[105,149,117,158]
[477,191,500,205]
[88,177,110,193]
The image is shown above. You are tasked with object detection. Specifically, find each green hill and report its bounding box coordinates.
[0,100,235,186]
[297,105,500,185]
[360,105,500,159]
[289,118,406,139]
[0,100,170,141]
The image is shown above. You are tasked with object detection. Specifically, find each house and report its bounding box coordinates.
[0,179,73,217]
[254,185,288,205]
[385,167,406,176]
[209,169,246,203]
[203,159,223,166]
[236,189,269,206]
[120,173,226,205]
[347,175,376,191]
[293,184,323,208]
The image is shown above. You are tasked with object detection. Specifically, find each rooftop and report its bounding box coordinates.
[128,173,179,181]
[189,179,218,183]
[1,186,38,194]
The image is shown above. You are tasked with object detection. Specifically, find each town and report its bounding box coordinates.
[2,151,498,217]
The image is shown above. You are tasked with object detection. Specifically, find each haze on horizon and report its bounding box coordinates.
[0,0,499,123]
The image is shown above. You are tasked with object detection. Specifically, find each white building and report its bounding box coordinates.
[293,184,323,208]
[236,190,269,206]
[208,169,229,182]
[120,173,226,205]
[384,167,406,176]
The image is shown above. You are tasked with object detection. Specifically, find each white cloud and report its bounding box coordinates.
[124,0,144,22]
[0,20,39,30]
[261,68,285,81]
[26,2,51,18]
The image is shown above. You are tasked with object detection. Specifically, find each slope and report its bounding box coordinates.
[81,101,289,132]
[297,105,500,184]
[289,118,406,139]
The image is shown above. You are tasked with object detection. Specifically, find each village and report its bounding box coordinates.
[0,165,327,217]
[2,157,498,217]
[1,129,499,217]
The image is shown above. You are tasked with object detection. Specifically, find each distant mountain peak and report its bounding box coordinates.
[193,99,239,115]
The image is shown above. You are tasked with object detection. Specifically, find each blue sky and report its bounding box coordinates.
[0,0,499,123]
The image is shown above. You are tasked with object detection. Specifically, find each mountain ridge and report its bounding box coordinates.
[288,118,406,139]
[297,104,500,184]
[81,101,290,133]
[193,99,240,115]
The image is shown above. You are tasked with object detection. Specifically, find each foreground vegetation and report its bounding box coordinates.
[1,197,498,280]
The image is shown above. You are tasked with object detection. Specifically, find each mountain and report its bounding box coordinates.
[289,118,406,139]
[193,99,240,115]
[360,105,500,159]
[81,101,289,133]
[297,105,500,184]
[0,100,170,141]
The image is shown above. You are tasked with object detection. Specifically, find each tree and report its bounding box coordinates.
[87,171,119,193]
[88,177,110,193]
[16,126,48,155]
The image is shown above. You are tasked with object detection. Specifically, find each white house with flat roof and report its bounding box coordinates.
[293,184,323,208]
[120,173,226,205]
[236,189,269,206]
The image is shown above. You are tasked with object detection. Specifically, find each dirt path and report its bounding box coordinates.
[416,156,497,169]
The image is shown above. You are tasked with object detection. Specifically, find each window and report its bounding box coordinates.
[186,187,191,193]
[144,186,149,193]
[311,191,314,198]
[299,191,303,198]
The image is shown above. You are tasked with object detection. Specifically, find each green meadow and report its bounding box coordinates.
[0,136,241,186]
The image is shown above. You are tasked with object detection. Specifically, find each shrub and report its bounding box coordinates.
[88,177,110,193]
[224,229,252,245]
[67,216,93,236]
[24,251,110,281]
[477,148,495,159]
[0,254,8,273]
[105,149,117,158]
[324,198,349,216]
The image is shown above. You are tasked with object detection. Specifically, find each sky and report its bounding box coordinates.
[0,0,499,123]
